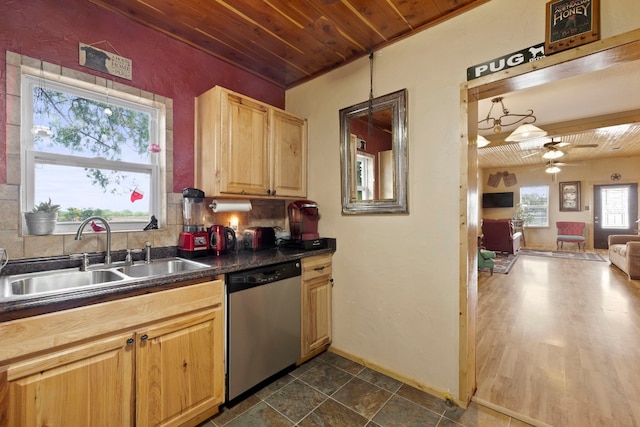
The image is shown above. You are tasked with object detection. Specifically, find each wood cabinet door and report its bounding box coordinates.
[219,91,270,196]
[136,308,224,427]
[301,254,332,358]
[302,276,332,357]
[270,109,307,198]
[5,332,134,427]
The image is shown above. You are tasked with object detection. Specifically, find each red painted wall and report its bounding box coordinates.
[0,0,284,191]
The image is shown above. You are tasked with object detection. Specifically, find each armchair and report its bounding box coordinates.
[608,234,640,279]
[478,247,496,275]
[481,219,522,254]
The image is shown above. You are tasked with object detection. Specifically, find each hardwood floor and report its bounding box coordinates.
[475,248,640,427]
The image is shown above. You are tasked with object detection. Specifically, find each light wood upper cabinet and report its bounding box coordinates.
[195,86,307,198]
[0,279,225,427]
[301,254,333,360]
[270,109,307,198]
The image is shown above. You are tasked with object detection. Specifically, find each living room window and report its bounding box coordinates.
[21,67,165,233]
[520,185,549,227]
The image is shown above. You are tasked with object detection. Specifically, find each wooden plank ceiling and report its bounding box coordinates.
[88,0,489,88]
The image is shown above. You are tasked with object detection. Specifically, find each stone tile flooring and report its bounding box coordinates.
[199,351,533,427]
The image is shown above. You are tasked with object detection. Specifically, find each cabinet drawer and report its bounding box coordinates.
[302,254,332,281]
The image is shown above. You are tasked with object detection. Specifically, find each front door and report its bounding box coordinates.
[593,183,638,249]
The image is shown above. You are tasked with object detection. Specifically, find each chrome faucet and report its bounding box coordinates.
[75,216,112,265]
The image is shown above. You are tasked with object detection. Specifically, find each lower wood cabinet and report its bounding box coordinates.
[0,279,224,427]
[137,308,223,427]
[301,254,333,360]
[5,332,135,427]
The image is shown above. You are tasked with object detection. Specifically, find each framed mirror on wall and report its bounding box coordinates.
[339,89,408,214]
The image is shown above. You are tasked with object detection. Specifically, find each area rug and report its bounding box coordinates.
[519,249,606,262]
[492,253,519,274]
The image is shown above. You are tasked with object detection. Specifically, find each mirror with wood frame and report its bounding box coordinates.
[339,89,408,214]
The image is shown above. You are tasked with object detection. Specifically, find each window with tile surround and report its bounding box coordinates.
[19,61,167,234]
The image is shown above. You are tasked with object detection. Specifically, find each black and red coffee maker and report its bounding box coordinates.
[288,200,320,241]
[178,188,210,258]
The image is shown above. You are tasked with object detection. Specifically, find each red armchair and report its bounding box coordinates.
[481,218,522,254]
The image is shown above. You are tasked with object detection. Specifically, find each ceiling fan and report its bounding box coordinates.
[522,137,598,159]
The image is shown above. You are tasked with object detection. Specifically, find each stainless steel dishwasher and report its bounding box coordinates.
[226,260,301,401]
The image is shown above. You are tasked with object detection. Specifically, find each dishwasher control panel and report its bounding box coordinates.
[227,261,301,292]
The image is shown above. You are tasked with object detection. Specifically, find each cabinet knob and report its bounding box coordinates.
[330,278,334,287]
[314,266,325,272]
[126,338,134,345]
[140,334,149,342]
[271,189,276,195]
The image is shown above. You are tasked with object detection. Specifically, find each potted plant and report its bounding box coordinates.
[25,198,61,235]
[513,203,533,226]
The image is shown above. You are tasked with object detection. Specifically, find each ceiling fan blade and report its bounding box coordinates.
[569,144,598,148]
[521,151,540,158]
[554,162,585,166]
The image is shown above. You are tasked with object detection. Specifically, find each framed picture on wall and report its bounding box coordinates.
[560,181,581,212]
[545,0,600,55]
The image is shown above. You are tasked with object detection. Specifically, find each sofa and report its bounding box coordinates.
[481,218,522,254]
[608,234,640,279]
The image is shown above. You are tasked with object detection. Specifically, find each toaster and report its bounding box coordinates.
[242,227,276,250]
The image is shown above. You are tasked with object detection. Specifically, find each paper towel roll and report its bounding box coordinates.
[209,199,252,213]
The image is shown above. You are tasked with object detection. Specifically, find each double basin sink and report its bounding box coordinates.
[1,258,212,300]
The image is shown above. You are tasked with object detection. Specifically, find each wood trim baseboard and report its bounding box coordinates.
[471,397,554,427]
[328,346,466,408]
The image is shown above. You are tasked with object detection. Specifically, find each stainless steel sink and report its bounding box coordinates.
[1,257,211,300]
[115,257,210,278]
[7,269,128,297]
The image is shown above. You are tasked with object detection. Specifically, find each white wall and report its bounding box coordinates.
[286,0,640,397]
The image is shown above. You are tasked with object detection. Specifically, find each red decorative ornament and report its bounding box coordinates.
[90,221,106,232]
[131,187,144,202]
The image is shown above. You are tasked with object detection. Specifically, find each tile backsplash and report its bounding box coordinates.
[0,186,288,261]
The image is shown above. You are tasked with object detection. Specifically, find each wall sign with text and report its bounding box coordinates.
[545,0,600,55]
[79,43,132,80]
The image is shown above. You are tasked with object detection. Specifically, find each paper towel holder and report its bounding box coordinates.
[209,199,252,213]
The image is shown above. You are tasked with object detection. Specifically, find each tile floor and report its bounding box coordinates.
[199,351,533,427]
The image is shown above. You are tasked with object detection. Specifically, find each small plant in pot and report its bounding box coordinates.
[25,198,61,235]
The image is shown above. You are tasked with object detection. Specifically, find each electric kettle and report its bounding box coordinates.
[208,225,237,256]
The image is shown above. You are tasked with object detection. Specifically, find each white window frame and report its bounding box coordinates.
[519,185,549,228]
[20,70,164,234]
[356,151,375,200]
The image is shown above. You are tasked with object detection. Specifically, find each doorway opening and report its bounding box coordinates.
[461,29,640,411]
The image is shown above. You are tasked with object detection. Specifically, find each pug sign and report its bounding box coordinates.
[79,43,132,80]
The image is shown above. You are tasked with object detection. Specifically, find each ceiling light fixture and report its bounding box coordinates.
[545,163,561,174]
[478,97,547,142]
[542,148,564,159]
[477,135,490,148]
[505,123,548,142]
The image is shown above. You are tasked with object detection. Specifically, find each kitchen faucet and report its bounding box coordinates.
[75,216,112,265]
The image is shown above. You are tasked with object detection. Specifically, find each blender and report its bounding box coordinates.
[178,187,210,258]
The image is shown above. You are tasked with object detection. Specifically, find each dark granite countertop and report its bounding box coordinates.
[0,240,335,322]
